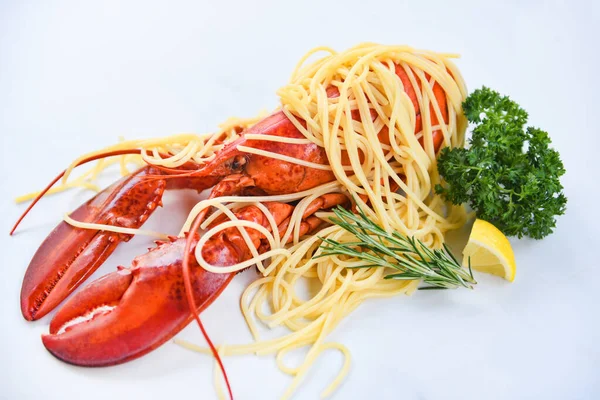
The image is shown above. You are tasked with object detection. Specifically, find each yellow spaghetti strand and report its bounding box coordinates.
[19,43,469,400]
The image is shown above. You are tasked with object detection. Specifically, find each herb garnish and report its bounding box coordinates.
[436,87,567,239]
[317,206,476,290]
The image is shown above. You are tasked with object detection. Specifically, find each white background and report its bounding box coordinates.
[1,1,599,399]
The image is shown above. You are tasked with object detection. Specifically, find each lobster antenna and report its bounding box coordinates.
[10,149,142,235]
[182,214,234,400]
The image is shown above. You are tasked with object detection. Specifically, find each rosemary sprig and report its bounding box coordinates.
[316,206,476,290]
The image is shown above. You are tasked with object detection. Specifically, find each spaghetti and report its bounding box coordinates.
[174,43,468,399]
[24,43,468,399]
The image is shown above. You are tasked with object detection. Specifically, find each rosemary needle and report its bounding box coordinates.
[316,206,476,290]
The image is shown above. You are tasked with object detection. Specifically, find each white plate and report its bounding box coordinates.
[1,1,598,399]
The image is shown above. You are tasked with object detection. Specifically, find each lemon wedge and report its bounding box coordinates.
[462,219,516,282]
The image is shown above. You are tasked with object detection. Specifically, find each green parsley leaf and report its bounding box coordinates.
[436,87,567,239]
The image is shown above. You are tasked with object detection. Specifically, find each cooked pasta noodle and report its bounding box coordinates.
[30,43,468,399]
[174,43,468,398]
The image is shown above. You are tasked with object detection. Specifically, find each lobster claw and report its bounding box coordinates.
[42,202,295,366]
[41,235,235,366]
[20,166,166,321]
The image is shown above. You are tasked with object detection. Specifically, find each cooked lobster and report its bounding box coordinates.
[14,63,449,370]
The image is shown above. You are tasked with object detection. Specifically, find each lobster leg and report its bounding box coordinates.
[41,195,347,366]
[275,193,350,238]
[192,173,258,226]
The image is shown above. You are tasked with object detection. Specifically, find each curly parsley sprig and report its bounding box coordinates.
[436,87,567,239]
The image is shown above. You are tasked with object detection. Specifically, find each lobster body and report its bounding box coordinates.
[18,62,449,366]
